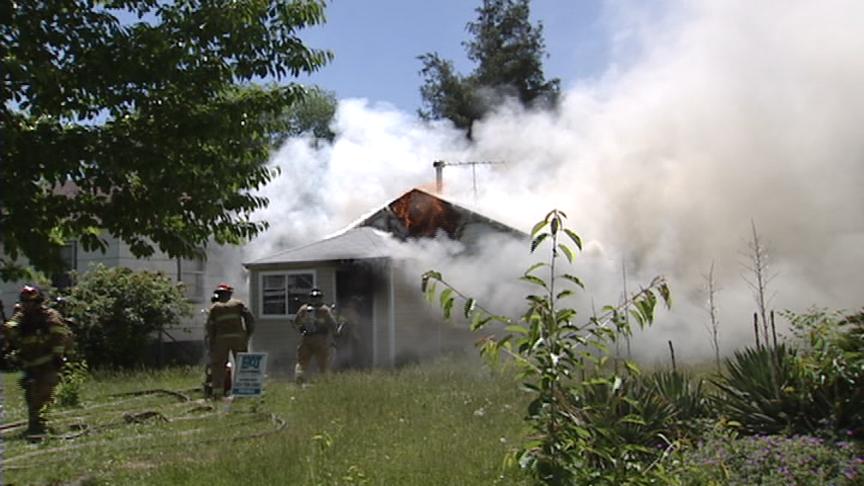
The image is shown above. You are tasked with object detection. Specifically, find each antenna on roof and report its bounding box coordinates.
[432,160,506,200]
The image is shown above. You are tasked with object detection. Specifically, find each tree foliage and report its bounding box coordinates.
[59,264,191,369]
[272,85,337,146]
[418,0,559,137]
[1,0,332,280]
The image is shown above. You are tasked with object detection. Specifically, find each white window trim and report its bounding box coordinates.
[258,269,317,320]
[178,257,206,304]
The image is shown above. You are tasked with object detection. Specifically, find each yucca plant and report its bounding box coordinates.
[640,370,710,436]
[712,344,821,434]
[571,377,674,467]
[554,370,709,475]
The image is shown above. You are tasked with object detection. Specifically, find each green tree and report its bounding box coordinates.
[60,264,192,369]
[272,85,337,146]
[418,0,559,138]
[1,0,333,280]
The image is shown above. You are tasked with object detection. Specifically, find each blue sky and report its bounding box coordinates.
[297,0,613,113]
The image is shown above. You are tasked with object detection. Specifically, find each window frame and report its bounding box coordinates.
[178,257,207,304]
[51,241,78,290]
[258,269,317,319]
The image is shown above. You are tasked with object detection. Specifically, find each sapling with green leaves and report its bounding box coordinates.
[422,209,671,485]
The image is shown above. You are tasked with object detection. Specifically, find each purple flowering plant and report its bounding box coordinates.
[671,425,864,485]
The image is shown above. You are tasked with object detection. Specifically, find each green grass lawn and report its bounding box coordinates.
[2,358,531,485]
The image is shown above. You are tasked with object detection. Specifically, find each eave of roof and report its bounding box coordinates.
[243,226,394,267]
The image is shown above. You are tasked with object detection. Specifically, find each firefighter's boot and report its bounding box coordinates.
[25,414,47,438]
[294,362,306,384]
[203,365,214,399]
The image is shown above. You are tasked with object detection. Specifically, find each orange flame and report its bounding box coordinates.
[389,191,459,238]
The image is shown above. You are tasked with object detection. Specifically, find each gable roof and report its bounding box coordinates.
[244,188,525,268]
[244,226,394,266]
[352,188,525,240]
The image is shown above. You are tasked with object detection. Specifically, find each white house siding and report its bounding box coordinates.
[247,259,418,372]
[0,237,127,315]
[248,262,337,371]
[1,237,245,345]
[76,234,122,272]
[370,281,388,367]
[390,260,475,366]
[243,258,480,372]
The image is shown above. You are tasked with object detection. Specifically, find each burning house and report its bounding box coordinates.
[243,188,526,370]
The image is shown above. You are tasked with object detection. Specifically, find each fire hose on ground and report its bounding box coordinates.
[0,387,287,471]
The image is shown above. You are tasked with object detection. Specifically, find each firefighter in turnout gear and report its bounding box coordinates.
[2,285,74,437]
[205,283,254,399]
[293,288,338,383]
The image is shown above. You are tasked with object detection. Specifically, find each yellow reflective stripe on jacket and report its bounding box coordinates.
[3,325,18,338]
[213,313,241,322]
[214,333,246,339]
[21,336,46,345]
[22,354,54,368]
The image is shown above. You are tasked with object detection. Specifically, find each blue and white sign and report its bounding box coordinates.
[233,352,268,397]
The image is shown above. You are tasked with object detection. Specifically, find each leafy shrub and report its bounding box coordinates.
[59,264,191,369]
[573,376,676,469]
[787,308,864,436]
[670,427,864,485]
[55,360,89,407]
[561,370,710,481]
[713,309,864,437]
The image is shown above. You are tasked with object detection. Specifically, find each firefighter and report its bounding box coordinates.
[2,285,74,437]
[293,288,337,383]
[205,283,254,399]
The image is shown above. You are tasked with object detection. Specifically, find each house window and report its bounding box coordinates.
[51,242,77,290]
[178,257,206,303]
[260,271,315,317]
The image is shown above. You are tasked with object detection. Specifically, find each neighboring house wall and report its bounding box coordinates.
[0,237,127,314]
[1,237,245,346]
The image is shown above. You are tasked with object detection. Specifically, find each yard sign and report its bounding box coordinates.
[233,352,268,397]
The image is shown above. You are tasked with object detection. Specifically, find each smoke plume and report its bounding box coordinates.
[245,0,864,362]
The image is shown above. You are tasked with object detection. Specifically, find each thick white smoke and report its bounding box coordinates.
[245,0,864,362]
